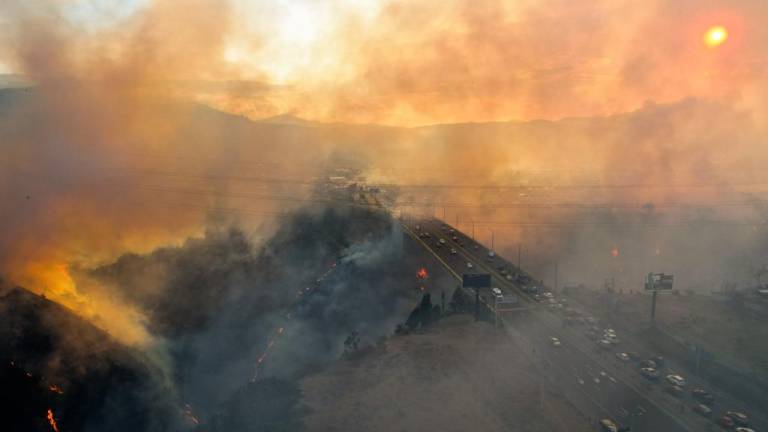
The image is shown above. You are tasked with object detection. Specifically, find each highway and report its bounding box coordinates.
[404,218,703,432]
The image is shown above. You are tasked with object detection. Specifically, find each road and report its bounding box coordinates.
[405,218,701,432]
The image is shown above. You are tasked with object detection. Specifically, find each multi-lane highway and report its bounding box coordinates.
[404,218,706,432]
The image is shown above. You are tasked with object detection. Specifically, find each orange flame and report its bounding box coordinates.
[416,267,428,279]
[611,247,620,258]
[47,409,59,432]
[49,384,64,394]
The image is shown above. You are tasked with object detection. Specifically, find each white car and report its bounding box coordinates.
[666,374,686,387]
[492,287,503,297]
[616,352,630,362]
[488,250,495,258]
[467,262,474,269]
[542,292,554,299]
[450,248,457,255]
[550,337,561,347]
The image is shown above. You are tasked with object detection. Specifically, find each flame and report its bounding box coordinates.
[48,384,64,394]
[46,409,59,432]
[416,267,428,279]
[611,247,620,258]
[11,261,151,347]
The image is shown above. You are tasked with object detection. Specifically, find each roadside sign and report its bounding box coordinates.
[463,273,491,288]
[645,273,674,291]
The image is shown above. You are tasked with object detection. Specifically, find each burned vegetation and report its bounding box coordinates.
[1,204,440,431]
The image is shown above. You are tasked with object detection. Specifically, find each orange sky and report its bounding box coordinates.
[2,0,768,346]
[1,0,767,126]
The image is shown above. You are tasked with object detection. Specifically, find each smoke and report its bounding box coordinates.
[68,204,419,426]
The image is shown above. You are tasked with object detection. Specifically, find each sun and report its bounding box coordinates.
[704,25,728,48]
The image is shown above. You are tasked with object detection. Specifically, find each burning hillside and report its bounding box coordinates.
[1,203,452,430]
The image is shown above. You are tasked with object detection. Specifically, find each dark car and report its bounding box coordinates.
[692,404,711,417]
[691,388,714,404]
[640,367,660,380]
[651,356,665,368]
[626,352,641,361]
[718,416,736,428]
[725,411,749,427]
[639,360,658,369]
[664,385,684,398]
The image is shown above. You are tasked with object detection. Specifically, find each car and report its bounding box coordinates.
[473,245,479,250]
[449,229,455,234]
[651,356,665,368]
[626,352,641,361]
[665,374,686,387]
[616,352,630,362]
[598,339,613,350]
[424,232,431,238]
[452,235,458,241]
[492,287,503,297]
[415,225,420,230]
[466,262,473,269]
[542,292,554,299]
[639,359,658,369]
[664,385,684,398]
[605,334,620,345]
[718,416,736,428]
[550,337,561,347]
[640,367,660,380]
[691,388,714,404]
[450,248,457,255]
[599,419,618,432]
[487,250,495,258]
[505,274,512,281]
[439,238,446,245]
[735,428,756,432]
[692,404,712,417]
[725,411,749,427]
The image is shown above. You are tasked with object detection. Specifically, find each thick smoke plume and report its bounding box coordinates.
[2,203,428,430]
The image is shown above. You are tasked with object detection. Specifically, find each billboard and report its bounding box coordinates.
[645,273,674,291]
[463,273,491,288]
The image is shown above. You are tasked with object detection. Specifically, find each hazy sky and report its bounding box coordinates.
[2,0,767,125]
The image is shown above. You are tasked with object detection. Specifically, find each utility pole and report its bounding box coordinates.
[646,272,673,325]
[471,221,475,241]
[490,230,495,251]
[554,262,558,293]
[441,290,446,315]
[474,288,480,321]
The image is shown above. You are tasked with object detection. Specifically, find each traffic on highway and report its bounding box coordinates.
[405,217,763,432]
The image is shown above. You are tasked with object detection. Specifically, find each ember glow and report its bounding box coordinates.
[417,268,429,279]
[46,409,59,432]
